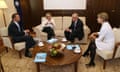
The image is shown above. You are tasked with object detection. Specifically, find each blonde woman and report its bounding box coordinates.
[83,12,115,67]
[42,13,56,40]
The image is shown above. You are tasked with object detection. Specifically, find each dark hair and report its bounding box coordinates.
[12,13,19,20]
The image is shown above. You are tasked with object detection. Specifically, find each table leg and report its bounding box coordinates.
[1,64,4,72]
[36,63,40,72]
[74,61,78,72]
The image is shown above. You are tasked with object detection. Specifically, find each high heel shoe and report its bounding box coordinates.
[85,62,95,68]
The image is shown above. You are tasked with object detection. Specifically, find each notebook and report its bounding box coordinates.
[34,53,47,63]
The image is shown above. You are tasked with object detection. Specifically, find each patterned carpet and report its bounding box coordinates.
[1,44,120,72]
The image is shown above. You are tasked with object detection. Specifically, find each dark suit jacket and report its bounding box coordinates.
[69,18,84,40]
[8,21,25,38]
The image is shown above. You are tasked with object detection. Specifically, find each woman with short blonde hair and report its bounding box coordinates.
[83,12,115,67]
[97,12,109,21]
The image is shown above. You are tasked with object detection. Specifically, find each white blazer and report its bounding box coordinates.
[95,22,115,51]
[41,18,56,30]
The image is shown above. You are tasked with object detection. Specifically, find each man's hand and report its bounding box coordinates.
[65,28,72,32]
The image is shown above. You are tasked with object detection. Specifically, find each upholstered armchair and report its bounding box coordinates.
[0,27,25,58]
[96,28,120,69]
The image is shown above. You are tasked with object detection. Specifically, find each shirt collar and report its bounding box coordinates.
[14,21,19,26]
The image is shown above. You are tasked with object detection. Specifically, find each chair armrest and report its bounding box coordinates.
[32,24,42,31]
[115,42,120,48]
[112,42,120,58]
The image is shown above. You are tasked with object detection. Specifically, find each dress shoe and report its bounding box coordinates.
[85,62,95,68]
[25,52,32,58]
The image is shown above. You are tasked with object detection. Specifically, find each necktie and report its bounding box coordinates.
[74,22,77,30]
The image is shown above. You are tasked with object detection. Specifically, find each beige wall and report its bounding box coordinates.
[0,0,16,28]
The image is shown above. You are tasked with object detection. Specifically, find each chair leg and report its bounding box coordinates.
[5,47,8,53]
[103,60,107,69]
[18,51,22,59]
[1,63,4,72]
[0,56,4,72]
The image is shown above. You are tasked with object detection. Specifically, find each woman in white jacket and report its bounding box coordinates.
[42,13,56,40]
[83,12,115,67]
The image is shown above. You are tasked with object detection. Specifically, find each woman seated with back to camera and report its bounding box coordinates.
[41,13,56,40]
[83,12,115,67]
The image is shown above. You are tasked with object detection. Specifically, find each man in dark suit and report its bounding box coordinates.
[64,13,84,42]
[8,13,36,58]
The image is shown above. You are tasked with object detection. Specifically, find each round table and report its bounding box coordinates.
[32,42,82,72]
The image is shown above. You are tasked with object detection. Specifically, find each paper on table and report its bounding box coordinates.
[34,53,47,63]
[66,45,73,50]
[47,38,58,43]
[62,38,67,42]
[38,42,44,46]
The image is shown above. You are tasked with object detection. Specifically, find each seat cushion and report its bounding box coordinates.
[96,49,113,60]
[14,42,26,51]
[55,30,64,37]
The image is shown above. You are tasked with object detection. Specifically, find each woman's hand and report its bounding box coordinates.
[45,22,48,25]
[89,32,98,40]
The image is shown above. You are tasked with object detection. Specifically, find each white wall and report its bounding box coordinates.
[0,0,16,28]
[44,0,86,10]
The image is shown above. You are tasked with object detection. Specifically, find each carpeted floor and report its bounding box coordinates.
[1,44,120,72]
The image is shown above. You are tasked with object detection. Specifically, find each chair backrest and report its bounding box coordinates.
[0,27,13,49]
[113,28,120,43]
[33,25,41,38]
[63,16,72,30]
[41,17,63,30]
[41,16,87,31]
[0,27,8,37]
[113,28,120,58]
[1,37,13,49]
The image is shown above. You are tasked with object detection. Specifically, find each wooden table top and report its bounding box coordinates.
[32,41,82,66]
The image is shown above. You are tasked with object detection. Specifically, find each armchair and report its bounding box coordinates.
[0,27,25,58]
[96,28,120,69]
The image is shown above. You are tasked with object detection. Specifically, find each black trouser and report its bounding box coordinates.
[83,40,96,64]
[42,27,55,40]
[13,36,36,55]
[64,31,80,42]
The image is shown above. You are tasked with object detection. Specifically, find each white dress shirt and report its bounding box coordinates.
[14,21,21,32]
[95,22,115,51]
[41,18,56,30]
